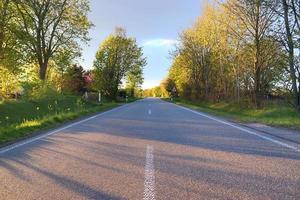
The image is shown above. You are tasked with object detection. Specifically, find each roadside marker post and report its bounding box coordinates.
[98,92,102,103]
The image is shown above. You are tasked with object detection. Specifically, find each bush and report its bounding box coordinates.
[22,80,61,101]
[0,66,21,100]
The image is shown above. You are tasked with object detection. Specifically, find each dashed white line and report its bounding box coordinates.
[143,145,155,200]
[148,109,152,115]
[172,103,300,153]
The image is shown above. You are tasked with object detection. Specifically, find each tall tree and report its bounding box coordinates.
[92,28,146,100]
[225,0,278,108]
[280,0,300,110]
[0,0,22,69]
[167,2,286,107]
[13,0,92,80]
[0,0,9,59]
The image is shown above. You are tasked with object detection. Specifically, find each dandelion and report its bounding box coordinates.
[5,116,9,120]
[36,107,40,111]
[67,108,71,111]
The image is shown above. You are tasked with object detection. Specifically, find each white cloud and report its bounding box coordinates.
[143,39,178,47]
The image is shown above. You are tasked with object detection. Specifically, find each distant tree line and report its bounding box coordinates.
[146,0,300,111]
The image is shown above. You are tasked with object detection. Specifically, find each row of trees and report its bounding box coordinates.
[160,0,300,110]
[0,1,145,101]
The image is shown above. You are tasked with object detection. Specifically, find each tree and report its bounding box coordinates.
[166,2,286,108]
[125,64,144,97]
[12,0,92,80]
[171,5,231,101]
[279,0,300,110]
[62,64,86,94]
[0,66,20,99]
[161,77,177,97]
[0,0,22,70]
[0,0,9,60]
[225,0,278,108]
[92,28,146,100]
[168,55,190,98]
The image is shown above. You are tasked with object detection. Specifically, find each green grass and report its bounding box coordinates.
[0,96,122,145]
[167,98,300,129]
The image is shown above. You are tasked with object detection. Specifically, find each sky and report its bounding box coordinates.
[80,0,203,89]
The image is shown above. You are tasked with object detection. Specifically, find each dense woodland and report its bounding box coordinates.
[145,0,300,111]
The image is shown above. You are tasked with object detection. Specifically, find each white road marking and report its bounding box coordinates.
[143,145,155,200]
[173,103,300,153]
[148,109,152,115]
[0,103,133,154]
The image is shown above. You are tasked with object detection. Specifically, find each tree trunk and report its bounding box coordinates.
[254,48,262,108]
[39,62,48,80]
[282,0,299,110]
[254,66,262,108]
[235,71,240,103]
[0,0,9,60]
[0,31,4,59]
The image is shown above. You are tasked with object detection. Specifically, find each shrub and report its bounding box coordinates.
[0,66,21,100]
[22,80,61,101]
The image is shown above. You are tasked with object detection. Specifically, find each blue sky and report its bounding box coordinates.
[80,0,202,89]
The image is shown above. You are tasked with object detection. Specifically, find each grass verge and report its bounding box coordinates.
[166,98,300,129]
[0,96,123,145]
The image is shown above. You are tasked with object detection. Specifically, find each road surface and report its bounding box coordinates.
[0,98,299,200]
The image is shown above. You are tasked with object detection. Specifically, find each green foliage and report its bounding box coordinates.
[27,83,60,101]
[165,3,289,108]
[12,0,92,80]
[62,64,86,94]
[0,0,23,69]
[161,77,177,97]
[143,85,169,98]
[0,66,21,99]
[125,61,144,97]
[0,0,93,100]
[92,28,146,100]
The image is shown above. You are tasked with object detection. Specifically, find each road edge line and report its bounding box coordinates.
[0,101,136,154]
[169,102,300,153]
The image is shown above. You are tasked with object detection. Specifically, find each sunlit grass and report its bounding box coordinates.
[17,120,41,128]
[0,96,122,145]
[171,99,300,129]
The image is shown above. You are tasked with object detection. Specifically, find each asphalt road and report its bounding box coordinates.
[0,98,299,200]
